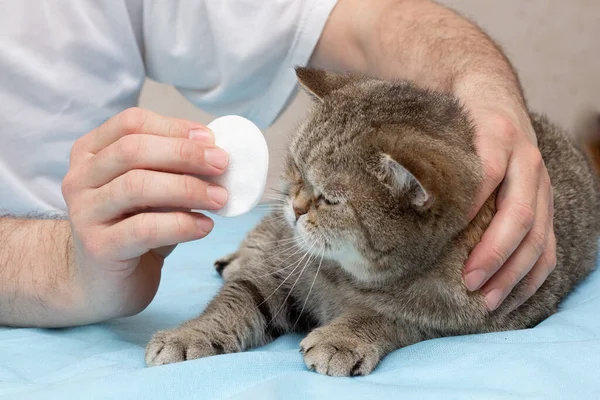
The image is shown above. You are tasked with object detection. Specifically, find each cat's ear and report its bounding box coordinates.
[295,67,355,101]
[380,154,434,210]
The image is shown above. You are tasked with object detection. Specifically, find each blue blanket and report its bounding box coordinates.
[1,210,598,399]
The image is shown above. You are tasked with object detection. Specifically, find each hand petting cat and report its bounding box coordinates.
[462,104,555,312]
[309,0,554,311]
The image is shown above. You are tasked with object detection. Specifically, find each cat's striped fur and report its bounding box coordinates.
[146,69,599,376]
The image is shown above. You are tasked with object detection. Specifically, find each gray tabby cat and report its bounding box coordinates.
[145,67,600,376]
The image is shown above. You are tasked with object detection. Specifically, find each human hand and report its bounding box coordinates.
[462,106,556,311]
[61,107,229,321]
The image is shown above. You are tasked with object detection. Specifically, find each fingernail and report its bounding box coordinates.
[189,128,214,143]
[197,217,214,235]
[464,269,486,291]
[485,289,503,311]
[205,147,229,169]
[207,185,228,206]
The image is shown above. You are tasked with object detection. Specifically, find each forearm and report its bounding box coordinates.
[0,217,80,327]
[311,0,531,134]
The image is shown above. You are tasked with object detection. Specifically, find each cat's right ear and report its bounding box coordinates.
[379,154,434,210]
[295,67,355,101]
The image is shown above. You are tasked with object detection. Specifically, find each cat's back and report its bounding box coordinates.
[533,113,600,289]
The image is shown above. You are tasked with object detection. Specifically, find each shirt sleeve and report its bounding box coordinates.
[142,0,338,129]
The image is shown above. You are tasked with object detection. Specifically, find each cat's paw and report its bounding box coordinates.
[214,252,239,276]
[145,328,226,367]
[300,329,381,377]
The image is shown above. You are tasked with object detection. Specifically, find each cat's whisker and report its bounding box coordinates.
[256,204,287,209]
[259,197,286,202]
[247,246,311,281]
[243,244,307,281]
[265,188,287,196]
[256,236,299,246]
[257,239,318,310]
[246,239,303,261]
[262,215,289,224]
[263,191,287,197]
[259,199,287,205]
[270,242,318,325]
[255,234,296,247]
[292,245,325,331]
[261,200,287,205]
[265,189,287,196]
[230,238,305,283]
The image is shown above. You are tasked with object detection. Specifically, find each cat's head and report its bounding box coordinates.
[281,68,482,283]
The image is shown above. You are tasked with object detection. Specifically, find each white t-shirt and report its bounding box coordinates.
[0,0,337,213]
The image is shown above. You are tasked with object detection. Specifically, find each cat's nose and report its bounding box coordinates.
[293,205,307,221]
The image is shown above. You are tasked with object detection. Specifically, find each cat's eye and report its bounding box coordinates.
[317,194,339,206]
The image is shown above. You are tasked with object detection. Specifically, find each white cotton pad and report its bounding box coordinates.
[203,115,269,217]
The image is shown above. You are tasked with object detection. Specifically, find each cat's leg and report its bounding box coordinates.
[146,278,288,366]
[300,311,419,377]
[214,212,293,280]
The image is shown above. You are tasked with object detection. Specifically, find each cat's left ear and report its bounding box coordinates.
[380,154,434,210]
[295,67,356,101]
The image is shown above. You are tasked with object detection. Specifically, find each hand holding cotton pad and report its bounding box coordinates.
[201,116,269,217]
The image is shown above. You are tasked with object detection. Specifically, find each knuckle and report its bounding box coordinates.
[488,245,510,268]
[520,281,538,300]
[495,116,519,140]
[166,120,185,138]
[173,213,192,237]
[120,170,146,202]
[70,138,85,159]
[177,140,201,165]
[527,147,544,170]
[483,161,505,186]
[511,202,535,232]
[115,135,143,164]
[79,233,105,259]
[504,267,524,287]
[134,213,158,243]
[61,173,76,197]
[118,107,147,135]
[527,229,547,256]
[182,175,201,202]
[544,250,558,272]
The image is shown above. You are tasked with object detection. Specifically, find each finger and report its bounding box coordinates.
[464,146,542,290]
[78,107,212,160]
[508,229,557,313]
[82,134,228,188]
[152,245,178,259]
[89,170,228,222]
[507,188,556,312]
[479,173,552,311]
[105,211,214,260]
[468,123,512,221]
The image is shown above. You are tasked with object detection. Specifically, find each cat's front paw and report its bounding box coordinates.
[214,251,239,276]
[145,327,226,367]
[300,329,381,377]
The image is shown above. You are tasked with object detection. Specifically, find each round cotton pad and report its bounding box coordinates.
[203,115,269,217]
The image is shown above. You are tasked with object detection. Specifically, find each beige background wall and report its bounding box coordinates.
[139,0,600,199]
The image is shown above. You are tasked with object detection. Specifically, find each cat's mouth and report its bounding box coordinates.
[283,200,329,255]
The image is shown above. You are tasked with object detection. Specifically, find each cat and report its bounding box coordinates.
[145,67,600,376]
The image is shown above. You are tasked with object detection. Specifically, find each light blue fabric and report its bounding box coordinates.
[0,210,598,399]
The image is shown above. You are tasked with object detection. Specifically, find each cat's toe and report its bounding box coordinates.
[145,329,218,367]
[300,331,380,377]
[214,252,239,276]
[214,260,228,276]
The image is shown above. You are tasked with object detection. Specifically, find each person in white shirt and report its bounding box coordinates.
[0,0,554,327]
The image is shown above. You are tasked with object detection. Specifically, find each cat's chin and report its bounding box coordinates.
[293,220,323,252]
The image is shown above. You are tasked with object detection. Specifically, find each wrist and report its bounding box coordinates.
[38,221,94,326]
[453,73,536,144]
